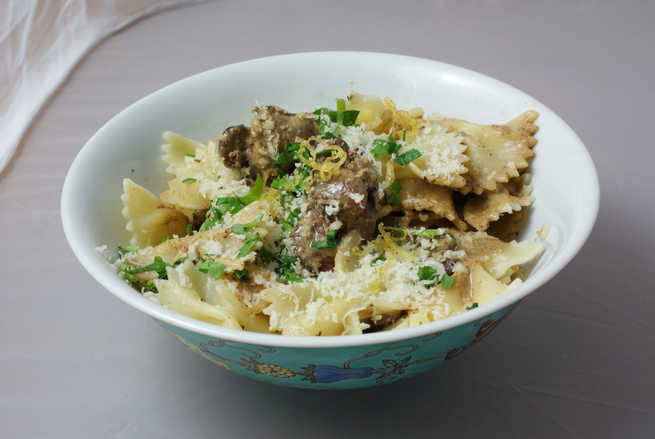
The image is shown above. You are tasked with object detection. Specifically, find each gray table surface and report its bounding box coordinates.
[2,1,654,438]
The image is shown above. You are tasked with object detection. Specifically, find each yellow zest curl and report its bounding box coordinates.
[377,223,415,261]
[298,137,348,182]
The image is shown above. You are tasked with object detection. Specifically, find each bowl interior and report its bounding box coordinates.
[61,52,598,347]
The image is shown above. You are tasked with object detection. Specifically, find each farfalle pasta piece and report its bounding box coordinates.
[484,240,544,282]
[382,97,425,136]
[161,131,206,177]
[458,231,509,262]
[121,178,188,247]
[154,262,243,330]
[389,306,449,330]
[463,176,533,231]
[160,178,210,211]
[346,93,392,134]
[398,178,468,230]
[127,206,273,279]
[162,133,248,201]
[437,110,539,194]
[261,282,367,336]
[486,208,529,242]
[181,261,269,332]
[394,123,469,189]
[470,263,522,306]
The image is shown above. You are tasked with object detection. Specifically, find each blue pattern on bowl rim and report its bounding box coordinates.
[159,304,516,389]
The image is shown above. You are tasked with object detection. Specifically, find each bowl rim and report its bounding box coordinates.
[61,51,600,348]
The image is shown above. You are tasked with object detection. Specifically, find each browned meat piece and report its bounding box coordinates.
[291,152,379,272]
[290,206,336,272]
[217,106,316,177]
[312,155,378,240]
[217,125,251,168]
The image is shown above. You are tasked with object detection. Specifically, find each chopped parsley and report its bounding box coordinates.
[238,174,265,205]
[281,208,301,232]
[386,180,401,206]
[417,265,454,290]
[231,216,263,234]
[274,142,301,174]
[311,229,339,249]
[184,153,195,158]
[126,256,170,279]
[119,262,158,292]
[440,274,455,290]
[466,303,479,310]
[185,223,193,235]
[418,266,438,281]
[313,98,359,139]
[275,249,304,283]
[370,134,420,165]
[236,233,260,258]
[372,255,387,265]
[371,134,402,157]
[315,148,335,157]
[259,247,304,283]
[181,177,197,183]
[196,259,226,280]
[233,269,249,281]
[231,217,263,258]
[394,148,422,166]
[199,175,264,231]
[117,245,137,257]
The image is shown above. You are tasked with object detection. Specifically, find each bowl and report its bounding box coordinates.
[61,52,599,389]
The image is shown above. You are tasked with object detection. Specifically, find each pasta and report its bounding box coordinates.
[112,95,544,336]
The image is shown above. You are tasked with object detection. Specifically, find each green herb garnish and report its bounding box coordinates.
[315,148,335,157]
[196,259,226,280]
[181,177,197,183]
[231,216,263,235]
[234,269,249,281]
[416,266,454,290]
[127,256,170,279]
[394,148,422,166]
[466,303,479,311]
[239,174,264,205]
[119,262,158,292]
[281,208,301,232]
[371,134,402,157]
[313,98,359,138]
[418,266,438,281]
[274,248,304,283]
[231,217,264,258]
[236,232,260,258]
[311,229,339,249]
[117,245,137,257]
[274,143,301,174]
[199,175,264,231]
[410,229,461,248]
[386,180,401,206]
[440,274,454,290]
[185,224,193,235]
[185,153,195,158]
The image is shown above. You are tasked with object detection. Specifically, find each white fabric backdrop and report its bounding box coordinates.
[0,0,204,173]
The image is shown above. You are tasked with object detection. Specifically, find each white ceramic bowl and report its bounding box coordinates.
[61,52,599,389]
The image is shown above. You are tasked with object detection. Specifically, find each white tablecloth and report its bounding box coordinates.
[0,0,202,172]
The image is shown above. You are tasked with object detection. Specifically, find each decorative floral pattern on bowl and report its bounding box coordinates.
[159,305,515,389]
